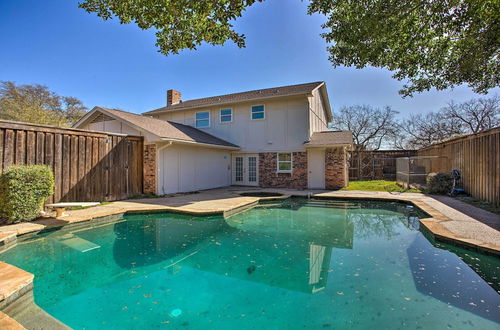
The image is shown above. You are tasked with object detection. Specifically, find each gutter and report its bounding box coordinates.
[159,137,240,150]
[304,143,352,148]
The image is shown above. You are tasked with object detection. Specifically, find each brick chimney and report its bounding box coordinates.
[167,89,181,106]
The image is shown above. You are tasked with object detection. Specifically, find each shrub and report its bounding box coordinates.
[0,165,54,224]
[426,172,453,195]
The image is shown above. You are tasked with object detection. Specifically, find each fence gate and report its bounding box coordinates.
[0,120,144,203]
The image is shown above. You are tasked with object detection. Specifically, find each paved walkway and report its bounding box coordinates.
[429,195,500,231]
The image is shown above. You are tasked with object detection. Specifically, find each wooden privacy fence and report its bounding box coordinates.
[417,127,500,206]
[349,150,417,181]
[0,120,144,203]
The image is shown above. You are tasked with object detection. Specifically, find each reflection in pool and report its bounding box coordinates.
[1,198,499,329]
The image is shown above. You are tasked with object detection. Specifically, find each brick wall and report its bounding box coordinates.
[143,144,157,194]
[325,147,348,189]
[259,152,307,189]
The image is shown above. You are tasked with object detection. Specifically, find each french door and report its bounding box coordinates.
[232,154,259,186]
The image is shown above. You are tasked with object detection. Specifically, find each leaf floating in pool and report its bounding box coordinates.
[247,265,256,274]
[336,292,344,295]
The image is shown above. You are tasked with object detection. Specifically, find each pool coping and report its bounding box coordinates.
[0,188,498,328]
[0,189,498,254]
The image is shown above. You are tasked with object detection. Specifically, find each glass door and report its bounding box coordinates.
[234,156,244,185]
[232,154,259,186]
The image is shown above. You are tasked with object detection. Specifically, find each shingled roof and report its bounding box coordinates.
[143,81,326,115]
[304,131,353,147]
[75,107,239,149]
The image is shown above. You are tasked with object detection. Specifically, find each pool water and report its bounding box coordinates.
[1,198,499,329]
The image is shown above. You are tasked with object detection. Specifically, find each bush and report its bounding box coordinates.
[0,165,54,224]
[426,172,453,194]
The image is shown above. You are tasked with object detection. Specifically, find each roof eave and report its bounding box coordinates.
[304,143,352,148]
[312,83,333,123]
[159,137,240,150]
[75,106,161,140]
[73,106,101,128]
[142,91,314,115]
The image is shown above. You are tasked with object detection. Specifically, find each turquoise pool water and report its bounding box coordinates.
[1,198,499,329]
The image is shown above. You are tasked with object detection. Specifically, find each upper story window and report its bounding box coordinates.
[195,111,210,128]
[220,108,232,123]
[277,152,292,173]
[251,105,265,120]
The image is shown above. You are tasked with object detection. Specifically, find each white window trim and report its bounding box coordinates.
[251,104,265,120]
[195,111,210,128]
[276,152,293,173]
[219,108,233,124]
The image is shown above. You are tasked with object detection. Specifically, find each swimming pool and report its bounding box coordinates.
[1,198,499,329]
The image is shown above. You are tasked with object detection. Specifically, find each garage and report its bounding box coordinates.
[157,143,232,195]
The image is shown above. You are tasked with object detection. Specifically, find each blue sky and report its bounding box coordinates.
[0,0,497,117]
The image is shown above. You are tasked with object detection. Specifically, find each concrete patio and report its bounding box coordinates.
[0,186,498,254]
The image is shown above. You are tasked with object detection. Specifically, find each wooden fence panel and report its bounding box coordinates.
[418,127,500,206]
[0,120,144,203]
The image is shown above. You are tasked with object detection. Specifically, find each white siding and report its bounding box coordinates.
[85,120,156,142]
[308,88,329,135]
[155,96,310,152]
[158,144,231,194]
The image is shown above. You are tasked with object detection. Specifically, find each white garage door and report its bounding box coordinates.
[158,144,231,195]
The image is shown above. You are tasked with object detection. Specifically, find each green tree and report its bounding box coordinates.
[0,81,87,127]
[79,0,499,96]
[79,0,262,54]
[309,0,499,96]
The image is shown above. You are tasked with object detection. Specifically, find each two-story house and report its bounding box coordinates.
[74,82,352,195]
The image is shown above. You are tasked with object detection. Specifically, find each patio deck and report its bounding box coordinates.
[0,187,498,254]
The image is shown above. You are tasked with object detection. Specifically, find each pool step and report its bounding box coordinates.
[60,236,100,253]
[259,200,362,210]
[304,200,361,209]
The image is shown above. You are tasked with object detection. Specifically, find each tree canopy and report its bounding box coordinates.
[79,0,262,55]
[79,0,499,96]
[309,0,499,96]
[0,81,87,127]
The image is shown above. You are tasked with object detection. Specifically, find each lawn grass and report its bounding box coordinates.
[341,180,421,193]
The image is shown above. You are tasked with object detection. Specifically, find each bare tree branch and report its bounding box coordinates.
[331,105,399,151]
